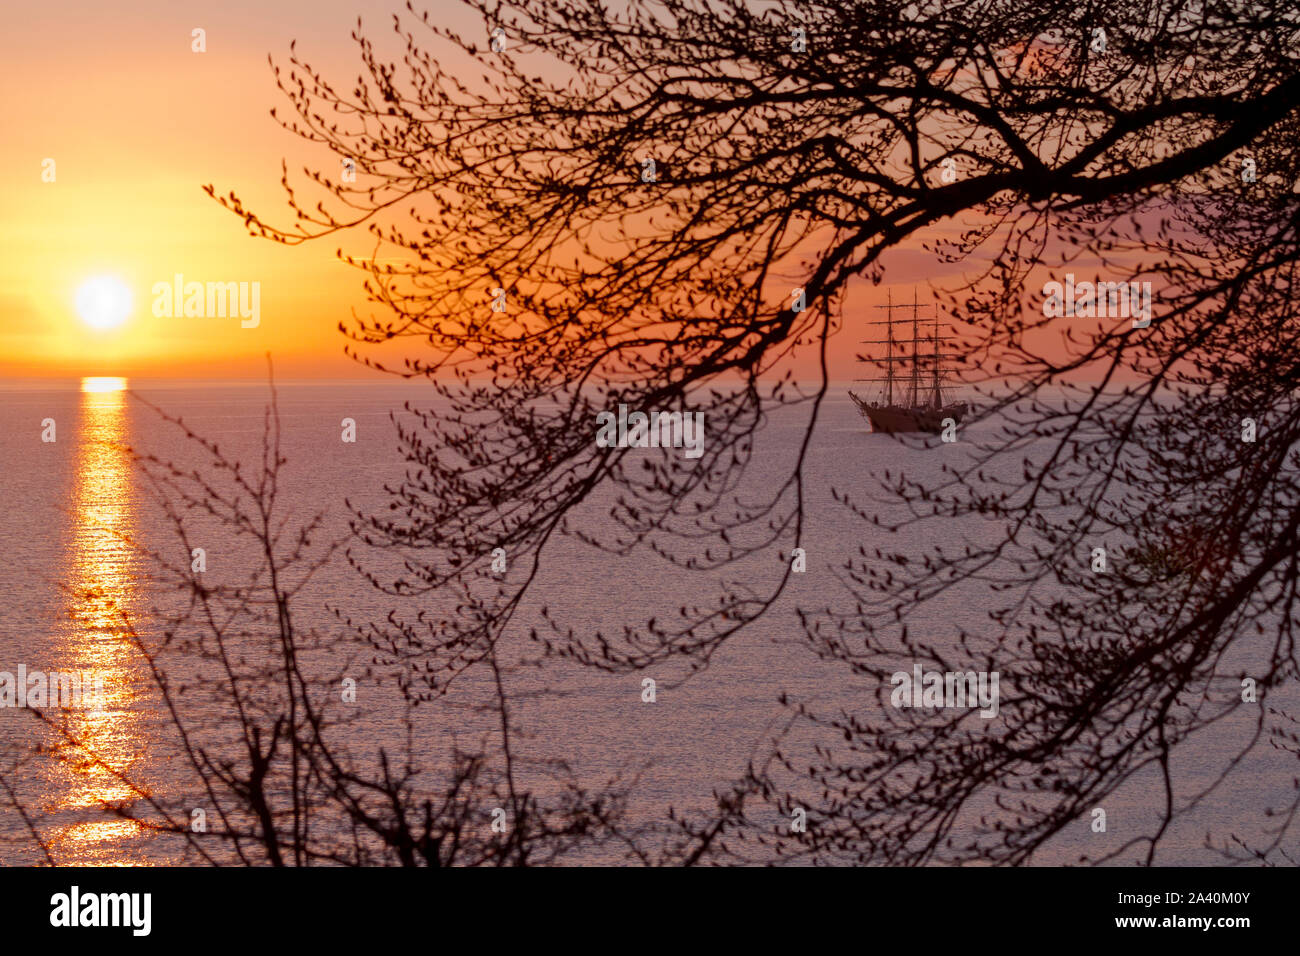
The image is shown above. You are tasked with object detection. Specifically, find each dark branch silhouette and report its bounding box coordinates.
[6,0,1298,866]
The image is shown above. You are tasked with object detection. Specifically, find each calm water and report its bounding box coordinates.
[0,379,1290,865]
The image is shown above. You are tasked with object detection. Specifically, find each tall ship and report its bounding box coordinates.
[848,290,968,434]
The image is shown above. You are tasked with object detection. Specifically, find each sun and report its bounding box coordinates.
[75,276,133,331]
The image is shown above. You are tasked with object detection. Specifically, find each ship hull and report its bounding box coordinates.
[849,393,968,434]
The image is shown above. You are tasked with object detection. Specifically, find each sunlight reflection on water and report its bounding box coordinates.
[44,378,151,866]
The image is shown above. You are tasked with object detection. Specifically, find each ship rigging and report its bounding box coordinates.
[848,290,967,434]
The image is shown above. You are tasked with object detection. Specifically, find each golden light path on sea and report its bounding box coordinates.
[45,376,151,865]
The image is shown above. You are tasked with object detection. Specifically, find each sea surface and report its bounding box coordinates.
[0,378,1292,865]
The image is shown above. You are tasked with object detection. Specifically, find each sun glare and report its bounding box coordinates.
[81,376,128,393]
[75,276,133,331]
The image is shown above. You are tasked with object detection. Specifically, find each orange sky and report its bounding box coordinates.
[0,1,1030,384]
[0,1,447,380]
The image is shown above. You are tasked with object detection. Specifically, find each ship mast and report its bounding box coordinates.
[910,289,920,409]
[885,290,894,405]
[932,313,942,409]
